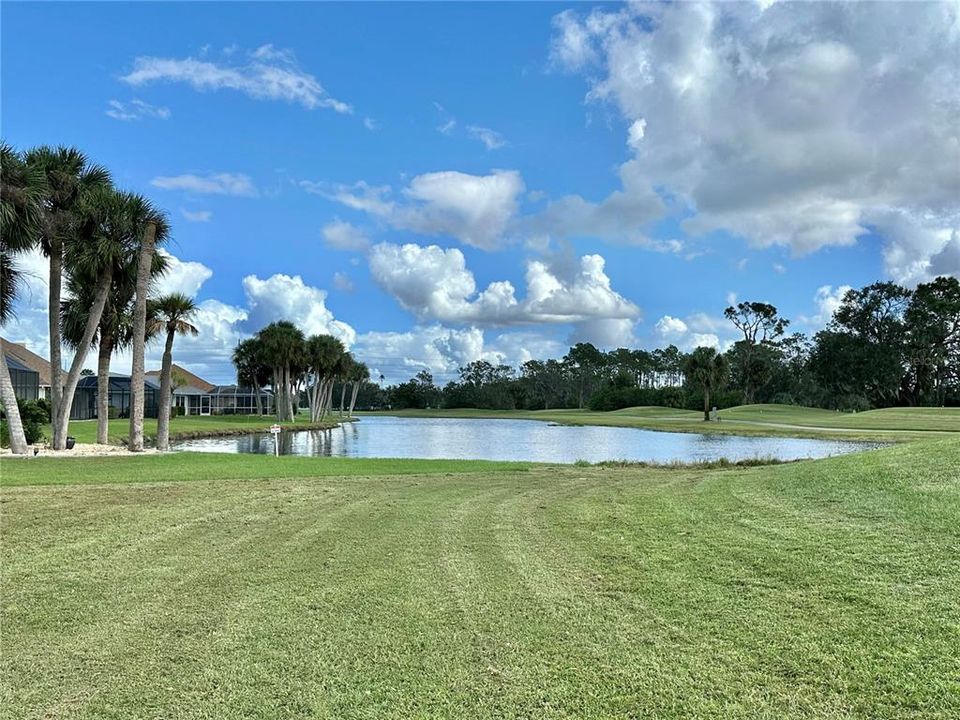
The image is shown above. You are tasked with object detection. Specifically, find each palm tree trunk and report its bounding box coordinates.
[349,382,360,417]
[703,387,710,422]
[0,352,28,454]
[128,221,157,452]
[55,267,112,448]
[339,382,347,417]
[253,377,263,415]
[96,326,114,445]
[286,364,295,421]
[49,240,64,449]
[156,328,175,451]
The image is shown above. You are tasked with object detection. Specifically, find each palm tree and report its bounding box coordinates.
[25,146,111,448]
[61,246,167,444]
[347,361,370,417]
[1,143,47,454]
[683,346,730,421]
[337,353,355,416]
[232,338,270,415]
[148,293,198,451]
[303,334,345,422]
[257,321,306,422]
[127,201,169,451]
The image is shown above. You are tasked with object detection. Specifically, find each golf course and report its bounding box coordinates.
[3,407,959,719]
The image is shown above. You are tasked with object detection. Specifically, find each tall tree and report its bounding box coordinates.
[683,346,730,421]
[0,143,46,454]
[62,220,167,444]
[905,276,960,405]
[147,293,198,451]
[25,146,111,448]
[127,202,169,451]
[258,321,306,422]
[564,342,604,409]
[302,334,344,422]
[233,337,270,415]
[347,361,369,417]
[724,302,789,404]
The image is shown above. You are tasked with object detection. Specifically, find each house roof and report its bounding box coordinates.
[145,363,215,393]
[1,338,56,386]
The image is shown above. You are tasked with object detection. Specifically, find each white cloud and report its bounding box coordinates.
[106,98,171,121]
[353,324,568,384]
[800,284,853,328]
[363,117,379,131]
[152,173,258,197]
[437,119,457,135]
[332,271,354,292]
[772,263,786,275]
[321,170,525,250]
[121,45,351,113]
[550,2,960,273]
[467,126,507,150]
[181,209,212,222]
[368,242,639,327]
[654,313,727,351]
[154,250,213,299]
[321,219,371,251]
[241,273,356,346]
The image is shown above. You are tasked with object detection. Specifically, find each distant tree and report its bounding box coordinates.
[904,276,960,405]
[564,343,604,409]
[232,338,271,415]
[80,368,94,377]
[724,302,789,404]
[683,346,730,421]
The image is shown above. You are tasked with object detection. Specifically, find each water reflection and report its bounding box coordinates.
[172,416,882,464]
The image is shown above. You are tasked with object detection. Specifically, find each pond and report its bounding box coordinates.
[171,416,882,464]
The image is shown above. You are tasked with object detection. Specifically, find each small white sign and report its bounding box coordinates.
[270,424,282,434]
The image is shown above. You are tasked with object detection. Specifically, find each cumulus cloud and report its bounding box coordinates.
[368,242,639,326]
[105,98,170,121]
[353,324,569,384]
[242,273,356,346]
[799,284,854,328]
[550,2,960,276]
[317,170,525,250]
[321,219,371,251]
[154,250,213,298]
[121,45,351,113]
[654,313,725,351]
[152,173,258,197]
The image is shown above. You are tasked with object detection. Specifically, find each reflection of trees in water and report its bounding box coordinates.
[235,423,362,456]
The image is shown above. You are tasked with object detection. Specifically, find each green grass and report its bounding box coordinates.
[363,404,960,441]
[57,414,340,446]
[3,440,959,718]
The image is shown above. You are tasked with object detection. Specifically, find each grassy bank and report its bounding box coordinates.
[362,404,960,442]
[3,439,959,718]
[52,414,342,447]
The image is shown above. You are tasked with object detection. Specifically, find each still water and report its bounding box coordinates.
[171,416,881,464]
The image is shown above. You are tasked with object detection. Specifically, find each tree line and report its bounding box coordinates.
[1,143,199,454]
[232,322,370,422]
[374,278,960,416]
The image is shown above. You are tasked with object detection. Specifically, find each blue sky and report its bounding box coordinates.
[2,2,956,383]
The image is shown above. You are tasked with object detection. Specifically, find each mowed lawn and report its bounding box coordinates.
[58,414,341,446]
[367,405,960,441]
[3,440,959,718]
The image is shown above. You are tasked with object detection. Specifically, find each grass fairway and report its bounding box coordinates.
[364,404,960,442]
[3,441,959,718]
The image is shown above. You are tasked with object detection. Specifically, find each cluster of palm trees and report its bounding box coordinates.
[233,321,370,422]
[0,143,198,454]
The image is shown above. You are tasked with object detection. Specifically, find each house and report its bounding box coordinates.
[3,353,40,402]
[74,374,160,420]
[1,338,55,400]
[146,363,214,416]
[144,364,274,416]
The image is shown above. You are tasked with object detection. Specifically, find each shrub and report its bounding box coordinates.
[0,399,48,447]
[35,396,52,421]
[107,406,120,420]
[174,405,185,417]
